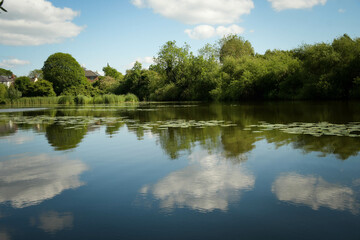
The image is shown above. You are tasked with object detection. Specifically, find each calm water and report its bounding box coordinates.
[1,102,360,240]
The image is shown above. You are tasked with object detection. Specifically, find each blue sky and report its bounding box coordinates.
[0,0,359,76]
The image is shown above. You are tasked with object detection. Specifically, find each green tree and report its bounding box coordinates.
[7,86,22,102]
[0,84,7,99]
[42,53,86,95]
[61,81,100,97]
[32,79,56,97]
[331,34,360,98]
[95,76,118,93]
[103,64,123,80]
[14,76,32,97]
[198,43,218,60]
[28,69,43,79]
[0,68,13,76]
[153,41,191,85]
[219,34,254,63]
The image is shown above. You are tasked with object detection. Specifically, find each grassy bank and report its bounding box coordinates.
[4,94,138,106]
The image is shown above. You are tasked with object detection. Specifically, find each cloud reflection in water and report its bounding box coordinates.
[272,173,359,214]
[0,154,88,208]
[30,211,74,234]
[140,150,255,212]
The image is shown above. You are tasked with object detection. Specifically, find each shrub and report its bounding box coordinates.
[124,93,139,102]
[58,95,75,105]
[75,95,91,104]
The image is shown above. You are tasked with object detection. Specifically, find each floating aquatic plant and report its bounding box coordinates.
[248,122,360,137]
[0,115,236,131]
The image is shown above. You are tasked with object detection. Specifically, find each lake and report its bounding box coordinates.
[1,102,360,240]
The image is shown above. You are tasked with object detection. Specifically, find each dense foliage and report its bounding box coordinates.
[116,34,360,101]
[42,53,87,95]
[2,34,360,104]
[0,68,13,76]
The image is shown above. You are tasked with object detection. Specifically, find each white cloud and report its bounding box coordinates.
[131,0,254,25]
[0,58,30,68]
[127,56,154,69]
[185,25,216,40]
[137,56,154,64]
[272,173,359,214]
[216,24,245,37]
[0,0,84,46]
[0,154,88,208]
[185,24,245,40]
[139,150,255,212]
[268,0,327,11]
[338,8,346,13]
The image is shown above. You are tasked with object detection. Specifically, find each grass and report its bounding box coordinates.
[7,94,139,106]
[11,97,60,105]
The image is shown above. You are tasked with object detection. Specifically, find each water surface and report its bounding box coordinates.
[0,102,360,239]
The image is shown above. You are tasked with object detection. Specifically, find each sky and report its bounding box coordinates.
[0,0,359,76]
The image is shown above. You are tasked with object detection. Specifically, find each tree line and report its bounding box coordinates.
[1,33,359,103]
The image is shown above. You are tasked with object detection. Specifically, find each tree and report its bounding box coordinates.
[28,69,43,79]
[96,76,118,93]
[0,68,12,76]
[120,62,151,100]
[32,80,56,97]
[103,64,123,80]
[0,84,7,99]
[14,76,32,97]
[153,41,191,85]
[198,43,218,61]
[42,53,86,95]
[7,86,22,102]
[219,34,254,63]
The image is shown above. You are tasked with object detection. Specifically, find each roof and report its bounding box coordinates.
[84,70,99,78]
[0,76,13,83]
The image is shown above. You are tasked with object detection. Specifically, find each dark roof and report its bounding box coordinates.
[84,70,99,78]
[0,75,13,83]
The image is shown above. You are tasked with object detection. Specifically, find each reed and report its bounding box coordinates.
[11,97,60,105]
[58,96,75,105]
[4,94,138,106]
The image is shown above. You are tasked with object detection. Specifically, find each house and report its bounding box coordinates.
[0,75,15,87]
[31,76,38,83]
[84,69,100,82]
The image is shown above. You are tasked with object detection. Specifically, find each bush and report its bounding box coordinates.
[124,93,139,102]
[58,95,75,105]
[103,94,116,104]
[92,95,104,104]
[75,95,91,104]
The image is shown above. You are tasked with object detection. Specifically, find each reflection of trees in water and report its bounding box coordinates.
[105,122,125,137]
[2,102,360,159]
[221,128,257,159]
[263,130,360,160]
[157,127,221,159]
[0,120,17,137]
[46,124,88,151]
[292,135,360,160]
